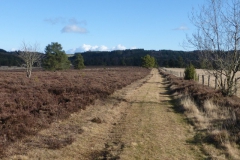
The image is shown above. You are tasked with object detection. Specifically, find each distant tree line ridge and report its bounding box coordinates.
[71,49,202,68]
[0,48,202,68]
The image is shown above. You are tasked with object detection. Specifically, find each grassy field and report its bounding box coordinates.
[163,68,240,97]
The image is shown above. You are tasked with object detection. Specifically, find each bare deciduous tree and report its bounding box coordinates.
[187,0,240,96]
[18,42,42,78]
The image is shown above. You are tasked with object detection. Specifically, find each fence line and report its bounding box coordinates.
[161,68,238,95]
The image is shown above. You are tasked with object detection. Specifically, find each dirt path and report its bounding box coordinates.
[7,69,204,160]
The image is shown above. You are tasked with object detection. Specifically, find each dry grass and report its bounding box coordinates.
[180,96,240,159]
[180,96,199,114]
[160,69,240,159]
[165,67,240,97]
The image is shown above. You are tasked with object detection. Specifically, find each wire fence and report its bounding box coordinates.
[161,67,239,96]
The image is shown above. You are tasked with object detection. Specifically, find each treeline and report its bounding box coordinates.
[71,49,202,68]
[0,49,24,66]
[0,48,202,68]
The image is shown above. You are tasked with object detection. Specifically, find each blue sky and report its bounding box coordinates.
[1,0,204,53]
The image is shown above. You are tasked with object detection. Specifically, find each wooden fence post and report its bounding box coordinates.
[215,76,218,89]
[208,75,210,87]
[180,72,182,77]
[235,78,237,95]
[202,75,204,85]
[224,79,226,89]
[198,74,200,82]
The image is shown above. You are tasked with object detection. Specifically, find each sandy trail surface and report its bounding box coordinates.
[7,69,203,160]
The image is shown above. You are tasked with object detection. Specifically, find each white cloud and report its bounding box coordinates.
[61,25,87,33]
[67,44,109,53]
[173,25,189,31]
[112,44,126,50]
[10,48,17,52]
[82,44,109,51]
[130,46,137,49]
[45,17,88,34]
[66,44,134,54]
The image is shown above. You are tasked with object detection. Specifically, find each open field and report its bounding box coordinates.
[163,68,240,97]
[0,67,150,158]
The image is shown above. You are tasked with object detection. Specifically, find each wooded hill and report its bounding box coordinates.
[72,49,202,68]
[0,48,201,68]
[0,49,24,66]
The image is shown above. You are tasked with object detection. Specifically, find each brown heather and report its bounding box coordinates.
[0,67,150,157]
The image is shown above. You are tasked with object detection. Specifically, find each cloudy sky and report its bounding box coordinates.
[1,0,204,53]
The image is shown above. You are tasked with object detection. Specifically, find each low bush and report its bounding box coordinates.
[184,64,197,81]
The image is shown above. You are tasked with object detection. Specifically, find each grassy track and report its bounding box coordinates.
[117,69,204,159]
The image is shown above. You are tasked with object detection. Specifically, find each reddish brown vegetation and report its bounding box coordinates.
[159,69,240,146]
[0,67,150,156]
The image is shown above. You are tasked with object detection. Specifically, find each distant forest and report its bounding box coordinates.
[0,48,202,68]
[0,49,24,66]
[72,49,202,68]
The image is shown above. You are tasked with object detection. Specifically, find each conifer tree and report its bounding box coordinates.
[184,64,197,80]
[142,54,155,68]
[74,53,85,69]
[43,42,70,71]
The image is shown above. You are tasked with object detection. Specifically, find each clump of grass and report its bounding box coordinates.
[178,94,240,158]
[180,96,199,114]
[208,129,229,147]
[180,96,209,130]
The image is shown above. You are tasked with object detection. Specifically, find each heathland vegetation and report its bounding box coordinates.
[0,67,150,157]
[0,0,240,158]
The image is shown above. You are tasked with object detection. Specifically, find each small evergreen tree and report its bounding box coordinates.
[184,63,197,80]
[74,53,85,69]
[142,54,155,68]
[43,42,70,71]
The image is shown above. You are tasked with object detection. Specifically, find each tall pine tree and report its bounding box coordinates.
[43,42,70,71]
